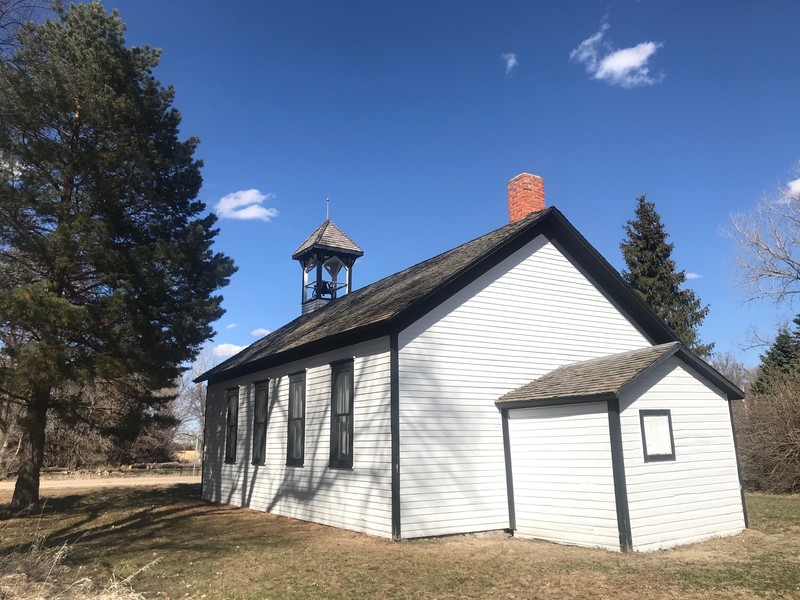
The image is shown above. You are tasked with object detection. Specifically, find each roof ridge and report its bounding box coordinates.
[198,210,551,382]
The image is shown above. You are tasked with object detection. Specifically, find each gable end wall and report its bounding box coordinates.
[620,356,745,551]
[398,234,651,538]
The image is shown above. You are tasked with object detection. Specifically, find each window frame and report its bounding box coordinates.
[329,359,354,469]
[286,372,306,467]
[224,387,239,464]
[639,409,676,463]
[252,380,269,466]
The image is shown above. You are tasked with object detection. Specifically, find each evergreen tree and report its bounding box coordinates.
[0,4,236,509]
[621,195,713,356]
[751,318,800,394]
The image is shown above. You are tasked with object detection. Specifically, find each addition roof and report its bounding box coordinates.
[292,219,364,260]
[496,342,744,407]
[197,207,682,384]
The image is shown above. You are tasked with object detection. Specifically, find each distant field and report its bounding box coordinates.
[175,450,199,462]
[1,486,799,599]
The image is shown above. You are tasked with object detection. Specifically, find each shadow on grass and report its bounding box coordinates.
[1,482,322,572]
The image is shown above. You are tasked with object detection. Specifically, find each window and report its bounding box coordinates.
[286,372,305,466]
[330,360,354,469]
[224,387,239,464]
[252,381,268,465]
[640,409,676,462]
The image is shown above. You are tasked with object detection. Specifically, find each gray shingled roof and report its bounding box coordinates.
[198,209,548,383]
[497,343,682,405]
[292,220,364,259]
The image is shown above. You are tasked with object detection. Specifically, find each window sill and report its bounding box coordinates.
[644,454,676,463]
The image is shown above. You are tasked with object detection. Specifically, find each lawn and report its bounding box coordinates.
[1,484,799,599]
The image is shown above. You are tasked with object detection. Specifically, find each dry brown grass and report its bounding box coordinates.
[1,485,798,599]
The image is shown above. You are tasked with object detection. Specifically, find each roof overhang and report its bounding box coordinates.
[196,207,727,387]
[495,344,744,411]
[496,393,616,411]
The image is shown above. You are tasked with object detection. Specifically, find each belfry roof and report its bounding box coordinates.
[292,220,364,260]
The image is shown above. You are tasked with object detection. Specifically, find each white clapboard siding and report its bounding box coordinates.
[202,337,393,538]
[398,234,650,538]
[620,356,745,551]
[508,403,620,550]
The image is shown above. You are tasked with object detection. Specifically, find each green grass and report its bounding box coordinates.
[2,485,799,599]
[747,493,800,534]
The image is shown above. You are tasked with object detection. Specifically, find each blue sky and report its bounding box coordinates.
[101,0,800,367]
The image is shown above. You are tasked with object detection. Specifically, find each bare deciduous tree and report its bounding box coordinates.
[0,0,45,56]
[709,352,752,392]
[173,350,215,457]
[735,369,800,493]
[730,162,800,303]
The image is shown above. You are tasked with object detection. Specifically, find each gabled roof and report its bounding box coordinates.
[197,207,681,384]
[292,219,364,260]
[496,342,744,407]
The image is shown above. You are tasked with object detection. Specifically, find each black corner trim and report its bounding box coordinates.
[390,333,401,540]
[501,408,516,531]
[200,384,209,499]
[607,397,633,552]
[727,400,749,528]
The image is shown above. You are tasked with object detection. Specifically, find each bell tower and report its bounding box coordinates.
[292,218,363,314]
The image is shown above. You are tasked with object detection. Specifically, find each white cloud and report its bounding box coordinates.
[786,177,800,201]
[570,23,609,72]
[501,52,518,74]
[225,323,238,330]
[251,328,270,337]
[570,21,663,88]
[215,189,278,221]
[685,272,702,280]
[213,343,246,357]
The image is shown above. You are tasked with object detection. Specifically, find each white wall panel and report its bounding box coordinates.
[399,235,650,538]
[202,337,393,538]
[620,356,745,551]
[508,403,619,550]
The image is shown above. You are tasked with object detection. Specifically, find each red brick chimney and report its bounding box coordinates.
[508,173,545,223]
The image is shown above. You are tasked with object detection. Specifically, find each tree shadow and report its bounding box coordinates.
[203,348,394,537]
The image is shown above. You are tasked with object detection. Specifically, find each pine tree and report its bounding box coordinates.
[751,318,800,394]
[621,195,713,356]
[0,4,236,508]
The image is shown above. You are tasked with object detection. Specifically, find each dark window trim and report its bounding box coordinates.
[640,409,676,462]
[224,387,239,464]
[252,380,269,466]
[329,359,354,469]
[286,371,306,467]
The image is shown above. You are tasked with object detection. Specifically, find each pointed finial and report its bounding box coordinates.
[326,197,330,220]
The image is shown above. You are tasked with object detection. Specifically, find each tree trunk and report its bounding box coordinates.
[10,389,49,510]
